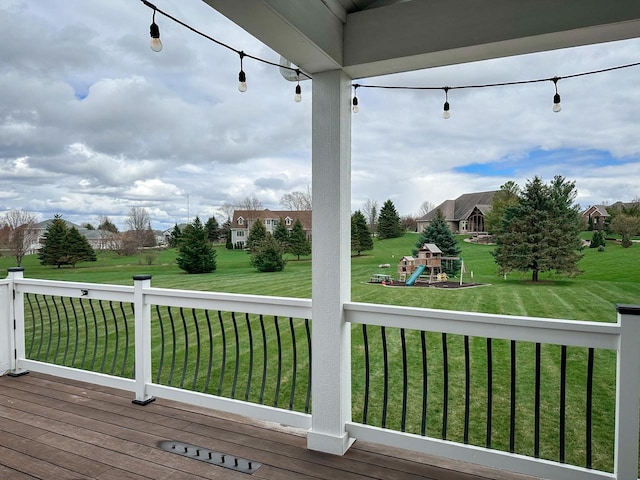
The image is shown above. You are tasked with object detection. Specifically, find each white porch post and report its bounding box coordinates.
[132,275,156,405]
[307,69,354,455]
[614,304,640,479]
[6,268,28,377]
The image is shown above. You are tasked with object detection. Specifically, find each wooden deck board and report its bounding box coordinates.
[0,372,538,480]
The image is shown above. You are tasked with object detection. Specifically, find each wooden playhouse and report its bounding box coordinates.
[397,243,443,283]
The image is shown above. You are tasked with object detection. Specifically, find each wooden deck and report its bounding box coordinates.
[0,372,537,480]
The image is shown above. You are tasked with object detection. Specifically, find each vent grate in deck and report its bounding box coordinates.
[158,441,262,474]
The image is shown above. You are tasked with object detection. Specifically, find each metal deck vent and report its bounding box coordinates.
[158,441,262,474]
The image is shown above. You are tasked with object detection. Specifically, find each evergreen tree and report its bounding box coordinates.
[415,209,461,275]
[590,230,605,248]
[288,219,311,260]
[38,215,71,268]
[377,199,403,239]
[351,210,373,255]
[205,216,220,243]
[65,227,97,266]
[251,233,285,272]
[176,217,217,274]
[168,224,182,248]
[492,176,583,281]
[484,181,520,234]
[273,218,290,249]
[246,219,267,252]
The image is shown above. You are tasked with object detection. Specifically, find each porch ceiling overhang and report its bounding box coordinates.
[202,0,640,79]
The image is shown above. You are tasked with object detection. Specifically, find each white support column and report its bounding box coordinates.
[6,268,28,377]
[614,304,640,480]
[132,275,155,405]
[307,69,354,455]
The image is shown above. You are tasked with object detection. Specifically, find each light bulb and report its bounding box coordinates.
[443,101,450,119]
[295,84,302,103]
[149,22,162,52]
[352,97,359,113]
[553,93,561,113]
[238,70,247,92]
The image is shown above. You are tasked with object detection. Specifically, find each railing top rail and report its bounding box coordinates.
[13,277,134,302]
[143,286,312,319]
[345,301,620,350]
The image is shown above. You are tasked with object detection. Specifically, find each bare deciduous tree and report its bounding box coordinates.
[0,209,38,266]
[280,186,312,210]
[236,195,263,212]
[418,200,434,218]
[363,199,378,234]
[220,202,236,221]
[125,207,155,249]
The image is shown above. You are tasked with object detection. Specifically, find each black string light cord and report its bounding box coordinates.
[140,0,639,114]
[353,61,640,116]
[140,0,309,98]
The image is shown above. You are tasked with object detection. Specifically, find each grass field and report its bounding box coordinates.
[5,234,640,472]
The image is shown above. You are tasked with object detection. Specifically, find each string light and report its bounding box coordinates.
[149,8,162,52]
[294,70,302,103]
[139,1,639,116]
[442,86,451,119]
[552,77,561,113]
[238,51,247,92]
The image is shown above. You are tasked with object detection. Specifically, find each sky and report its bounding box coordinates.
[1,0,640,232]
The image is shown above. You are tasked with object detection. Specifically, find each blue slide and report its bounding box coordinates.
[405,264,426,286]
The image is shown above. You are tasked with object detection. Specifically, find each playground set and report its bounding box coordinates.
[369,243,467,287]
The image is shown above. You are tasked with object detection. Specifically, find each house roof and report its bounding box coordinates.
[420,191,498,222]
[232,209,312,230]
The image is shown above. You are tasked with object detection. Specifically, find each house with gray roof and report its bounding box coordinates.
[581,201,640,230]
[416,190,497,234]
[231,209,312,248]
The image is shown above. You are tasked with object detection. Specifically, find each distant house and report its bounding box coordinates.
[29,219,113,253]
[231,209,312,247]
[162,223,189,245]
[416,190,497,234]
[581,201,640,230]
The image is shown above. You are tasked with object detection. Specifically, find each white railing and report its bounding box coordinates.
[1,268,639,480]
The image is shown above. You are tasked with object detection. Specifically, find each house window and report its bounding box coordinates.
[238,217,244,226]
[266,219,271,225]
[285,217,292,226]
[237,231,244,237]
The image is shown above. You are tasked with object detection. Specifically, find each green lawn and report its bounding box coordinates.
[5,235,639,473]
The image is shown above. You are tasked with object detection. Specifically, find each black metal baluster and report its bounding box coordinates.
[400,328,408,432]
[534,342,541,458]
[464,335,470,444]
[274,316,282,408]
[44,295,53,362]
[259,315,267,404]
[586,347,594,469]
[79,299,89,368]
[420,330,427,436]
[89,300,99,370]
[217,311,227,396]
[59,296,70,365]
[167,307,177,385]
[203,310,214,393]
[69,298,79,367]
[155,305,165,383]
[442,333,448,439]
[486,338,492,448]
[120,302,130,377]
[288,317,297,410]
[26,294,36,358]
[98,300,108,373]
[179,308,189,389]
[509,340,516,453]
[191,309,201,391]
[362,324,370,424]
[231,312,240,399]
[109,302,119,375]
[559,345,567,463]
[51,296,62,363]
[381,326,389,428]
[304,318,311,414]
[33,294,45,360]
[245,313,254,402]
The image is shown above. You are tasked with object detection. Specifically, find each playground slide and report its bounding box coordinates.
[405,264,426,286]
